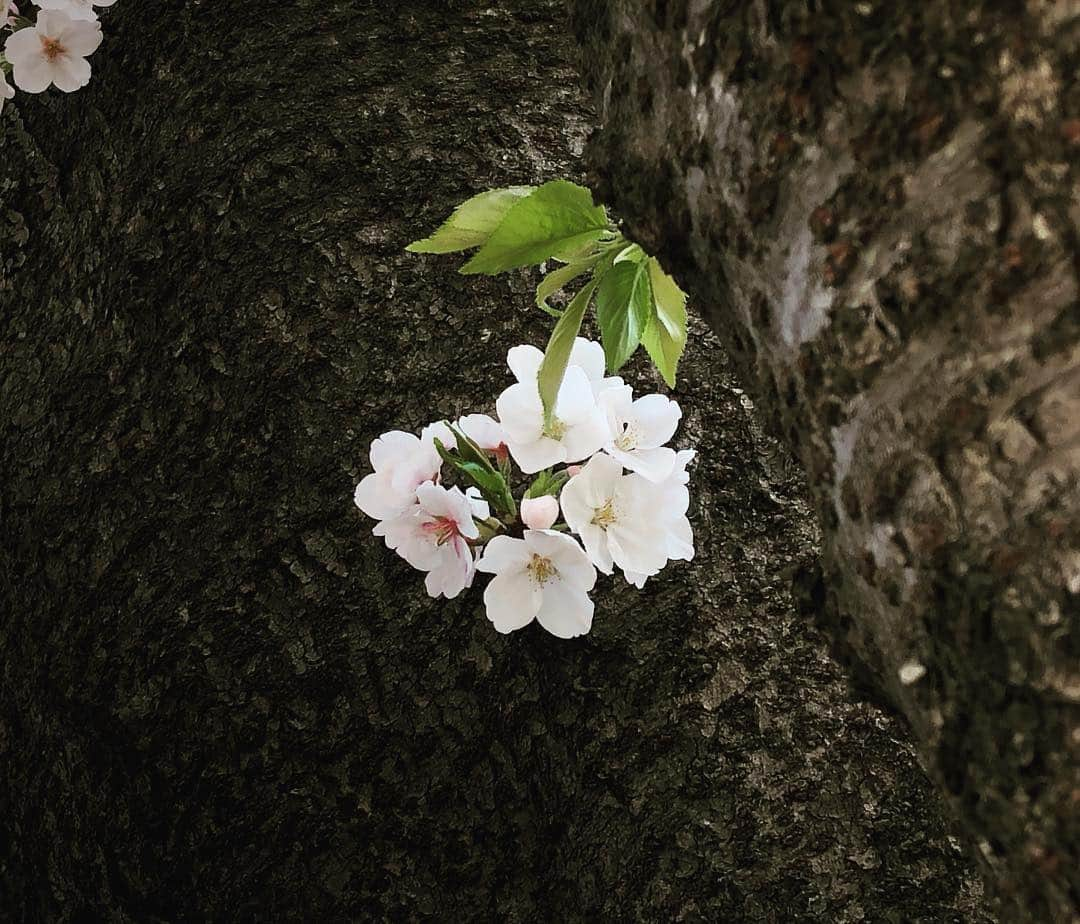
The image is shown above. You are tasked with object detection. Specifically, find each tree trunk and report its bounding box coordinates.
[570,1,1079,920]
[0,1,1000,920]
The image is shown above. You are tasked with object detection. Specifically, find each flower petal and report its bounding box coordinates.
[631,394,681,448]
[484,570,542,633]
[457,413,506,451]
[369,430,420,471]
[476,535,531,575]
[568,337,605,382]
[575,523,614,575]
[553,366,597,426]
[560,407,608,462]
[496,381,543,444]
[59,20,102,55]
[505,435,565,474]
[507,344,544,383]
[607,445,676,483]
[11,57,54,93]
[50,54,91,92]
[535,579,593,639]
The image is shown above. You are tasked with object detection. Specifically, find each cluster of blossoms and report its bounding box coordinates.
[354,337,694,638]
[0,0,113,112]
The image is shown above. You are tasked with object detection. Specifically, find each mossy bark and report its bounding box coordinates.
[571,1,1079,920]
[1,2,996,920]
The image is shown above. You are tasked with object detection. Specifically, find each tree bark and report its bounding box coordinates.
[570,1,1079,920]
[0,1,1001,920]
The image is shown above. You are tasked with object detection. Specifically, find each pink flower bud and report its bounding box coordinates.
[566,464,583,477]
[521,495,559,531]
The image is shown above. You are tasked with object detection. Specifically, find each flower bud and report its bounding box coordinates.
[566,464,583,477]
[521,495,559,531]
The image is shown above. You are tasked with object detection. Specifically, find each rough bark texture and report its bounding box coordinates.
[571,1,1080,920]
[0,2,1001,920]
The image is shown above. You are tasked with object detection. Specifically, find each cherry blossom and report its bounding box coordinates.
[559,452,670,578]
[496,364,607,473]
[520,495,559,531]
[4,10,101,93]
[476,530,596,637]
[35,0,115,23]
[599,385,681,482]
[1,0,17,28]
[373,482,487,599]
[353,423,454,521]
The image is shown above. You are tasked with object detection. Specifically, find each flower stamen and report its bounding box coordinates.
[526,553,558,585]
[614,422,640,452]
[591,499,617,529]
[542,417,567,441]
[40,36,65,62]
[422,515,461,546]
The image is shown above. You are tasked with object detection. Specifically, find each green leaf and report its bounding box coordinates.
[535,258,598,315]
[537,279,597,425]
[641,257,689,388]
[526,469,570,499]
[461,180,609,275]
[434,439,515,517]
[405,186,536,254]
[596,260,653,373]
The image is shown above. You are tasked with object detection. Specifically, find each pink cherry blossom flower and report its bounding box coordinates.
[599,385,682,482]
[476,530,596,637]
[373,483,488,599]
[4,10,101,93]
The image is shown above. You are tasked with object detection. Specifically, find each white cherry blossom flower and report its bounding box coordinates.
[456,413,508,461]
[560,452,670,578]
[476,530,596,637]
[496,364,608,474]
[4,11,101,93]
[373,482,484,599]
[520,495,559,531]
[599,385,681,482]
[353,423,453,521]
[622,449,696,587]
[0,78,13,114]
[507,337,622,398]
[35,0,115,23]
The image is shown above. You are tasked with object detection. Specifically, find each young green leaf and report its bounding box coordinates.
[595,260,654,373]
[641,257,689,388]
[405,186,536,254]
[434,438,515,517]
[535,257,598,315]
[537,279,598,424]
[460,180,610,275]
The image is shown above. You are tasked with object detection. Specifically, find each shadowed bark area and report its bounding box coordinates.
[1,2,994,920]
[570,1,1079,920]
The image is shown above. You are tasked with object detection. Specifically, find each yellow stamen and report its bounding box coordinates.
[591,499,617,528]
[526,553,558,585]
[543,417,567,441]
